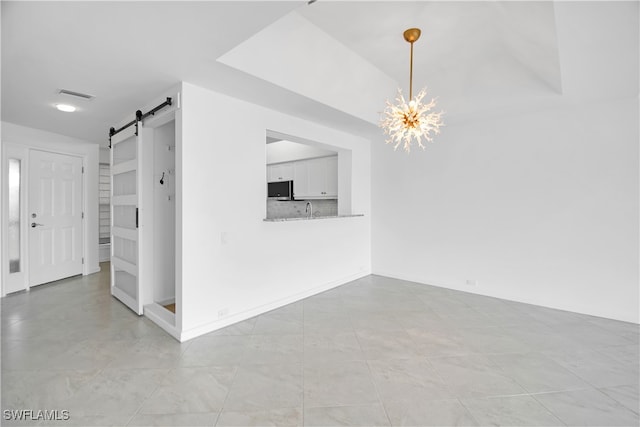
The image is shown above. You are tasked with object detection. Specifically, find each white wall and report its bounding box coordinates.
[266,140,336,164]
[152,120,176,304]
[372,2,638,324]
[179,82,371,339]
[372,98,638,323]
[218,11,397,125]
[1,121,101,290]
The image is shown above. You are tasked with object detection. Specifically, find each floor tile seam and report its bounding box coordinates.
[551,386,640,419]
[341,321,367,361]
[124,410,140,426]
[453,396,487,426]
[176,337,196,361]
[528,391,572,426]
[521,383,600,395]
[460,392,569,427]
[422,354,458,394]
[526,386,619,398]
[489,366,546,397]
[39,365,111,416]
[555,362,640,391]
[597,385,640,415]
[486,353,593,395]
[344,324,391,422]
[125,367,194,426]
[361,357,396,427]
[210,358,246,426]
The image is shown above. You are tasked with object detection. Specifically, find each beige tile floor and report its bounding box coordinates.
[2,263,638,426]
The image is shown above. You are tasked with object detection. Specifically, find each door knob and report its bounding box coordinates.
[31,222,44,228]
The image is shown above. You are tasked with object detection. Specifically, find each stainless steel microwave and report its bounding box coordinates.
[268,180,293,200]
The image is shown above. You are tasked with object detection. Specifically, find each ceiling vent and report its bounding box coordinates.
[57,89,95,100]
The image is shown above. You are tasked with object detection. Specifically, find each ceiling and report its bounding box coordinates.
[2,1,637,146]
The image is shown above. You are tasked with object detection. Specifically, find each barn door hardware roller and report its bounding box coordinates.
[108,97,172,148]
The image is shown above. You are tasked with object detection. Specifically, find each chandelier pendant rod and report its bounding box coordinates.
[409,41,414,101]
[403,28,421,101]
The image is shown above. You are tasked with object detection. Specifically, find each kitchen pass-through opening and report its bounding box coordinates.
[265,130,352,220]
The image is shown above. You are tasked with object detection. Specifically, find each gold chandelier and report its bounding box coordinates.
[380,28,444,152]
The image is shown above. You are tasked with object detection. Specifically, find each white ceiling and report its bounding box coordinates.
[2,1,637,146]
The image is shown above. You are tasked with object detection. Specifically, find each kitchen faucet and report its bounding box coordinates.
[305,201,313,219]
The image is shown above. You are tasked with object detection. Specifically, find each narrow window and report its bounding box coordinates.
[8,158,21,273]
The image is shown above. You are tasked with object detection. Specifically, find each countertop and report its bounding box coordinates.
[264,214,364,222]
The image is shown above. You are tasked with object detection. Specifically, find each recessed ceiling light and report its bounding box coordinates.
[56,104,76,112]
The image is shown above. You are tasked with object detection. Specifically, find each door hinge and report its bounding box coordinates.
[82,257,84,264]
[135,208,139,228]
[81,212,84,219]
[82,166,84,173]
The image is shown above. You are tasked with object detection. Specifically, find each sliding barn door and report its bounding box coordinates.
[110,125,152,315]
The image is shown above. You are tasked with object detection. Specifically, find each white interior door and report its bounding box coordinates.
[28,150,83,286]
[110,125,149,315]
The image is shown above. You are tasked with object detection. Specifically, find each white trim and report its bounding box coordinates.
[144,303,178,340]
[112,256,137,276]
[1,143,29,295]
[111,125,137,146]
[112,226,137,241]
[135,101,182,337]
[112,195,137,206]
[112,159,137,175]
[112,286,140,315]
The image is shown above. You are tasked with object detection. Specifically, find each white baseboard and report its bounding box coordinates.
[84,265,101,275]
[373,270,640,325]
[144,303,179,340]
[178,269,371,342]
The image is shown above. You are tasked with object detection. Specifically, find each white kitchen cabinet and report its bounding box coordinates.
[324,156,338,198]
[268,163,294,182]
[291,155,337,199]
[306,158,325,197]
[293,161,309,199]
